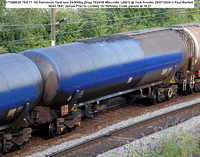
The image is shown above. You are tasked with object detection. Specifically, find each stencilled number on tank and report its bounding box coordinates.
[7,108,16,119]
[79,90,84,98]
[127,77,133,83]
[161,69,168,75]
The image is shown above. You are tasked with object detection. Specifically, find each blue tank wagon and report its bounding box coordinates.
[0,53,43,152]
[22,27,187,136]
[23,28,186,107]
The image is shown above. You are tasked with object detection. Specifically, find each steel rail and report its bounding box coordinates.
[5,93,200,157]
[46,99,200,157]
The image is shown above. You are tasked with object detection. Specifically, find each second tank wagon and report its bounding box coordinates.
[22,27,186,109]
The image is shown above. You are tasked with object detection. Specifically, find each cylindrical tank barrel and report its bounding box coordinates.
[22,29,186,108]
[0,53,43,126]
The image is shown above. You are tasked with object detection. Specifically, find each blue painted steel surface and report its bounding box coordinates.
[164,52,184,68]
[144,52,183,73]
[0,53,43,125]
[23,29,186,107]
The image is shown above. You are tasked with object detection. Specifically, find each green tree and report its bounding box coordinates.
[0,7,199,53]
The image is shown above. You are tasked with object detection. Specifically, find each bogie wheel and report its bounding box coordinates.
[48,122,57,138]
[150,89,158,105]
[167,88,173,101]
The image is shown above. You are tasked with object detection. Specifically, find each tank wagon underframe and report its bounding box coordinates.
[1,22,200,153]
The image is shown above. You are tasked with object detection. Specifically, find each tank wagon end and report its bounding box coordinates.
[0,53,43,153]
[171,22,200,93]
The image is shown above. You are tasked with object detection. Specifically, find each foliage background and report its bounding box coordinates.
[0,0,200,53]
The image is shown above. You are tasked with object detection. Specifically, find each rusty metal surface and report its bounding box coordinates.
[186,26,200,46]
[186,26,200,66]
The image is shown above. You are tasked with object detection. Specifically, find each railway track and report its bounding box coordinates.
[47,98,200,157]
[4,99,148,157]
[5,93,200,157]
